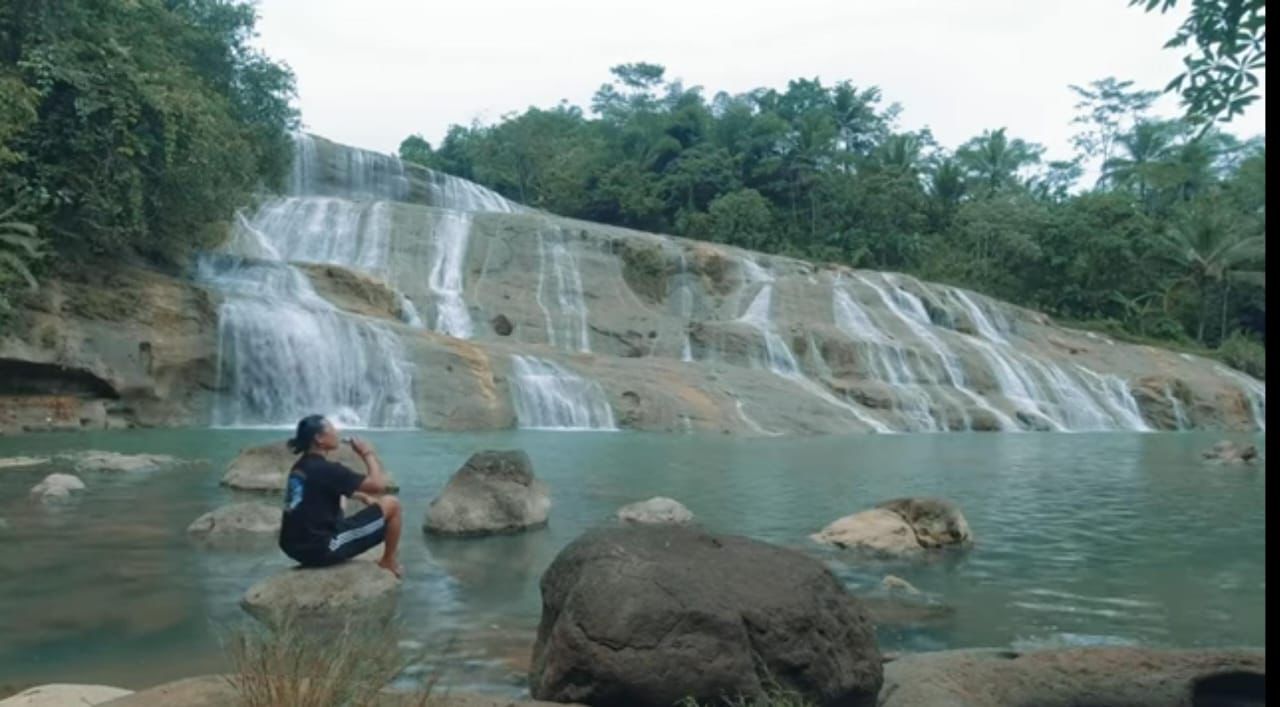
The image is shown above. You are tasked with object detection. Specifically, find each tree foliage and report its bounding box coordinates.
[0,0,297,270]
[401,66,1265,355]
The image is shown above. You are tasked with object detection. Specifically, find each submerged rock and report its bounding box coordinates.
[0,456,51,470]
[881,575,921,595]
[29,473,86,501]
[1202,440,1260,465]
[423,450,549,536]
[530,524,883,707]
[240,560,400,627]
[879,647,1265,706]
[221,441,383,493]
[186,502,280,540]
[63,450,185,473]
[0,684,132,706]
[615,496,694,525]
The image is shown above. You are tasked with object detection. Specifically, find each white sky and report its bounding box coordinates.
[253,0,1266,177]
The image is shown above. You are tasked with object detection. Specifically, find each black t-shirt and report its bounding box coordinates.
[279,453,365,558]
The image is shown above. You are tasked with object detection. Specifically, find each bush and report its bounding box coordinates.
[1218,332,1266,380]
[223,616,437,707]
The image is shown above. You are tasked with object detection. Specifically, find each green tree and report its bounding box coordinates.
[1133,0,1266,130]
[956,128,1044,194]
[1069,77,1160,172]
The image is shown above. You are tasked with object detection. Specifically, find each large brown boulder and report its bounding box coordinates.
[879,647,1265,706]
[423,450,549,536]
[529,524,883,707]
[186,502,280,542]
[221,441,392,493]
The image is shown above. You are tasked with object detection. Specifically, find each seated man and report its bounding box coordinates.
[279,414,403,577]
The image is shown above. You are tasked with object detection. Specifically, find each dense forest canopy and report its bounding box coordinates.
[0,0,297,307]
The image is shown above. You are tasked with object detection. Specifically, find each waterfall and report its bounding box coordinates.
[290,132,409,201]
[1215,365,1266,431]
[509,355,616,430]
[235,197,394,276]
[737,261,892,433]
[199,135,420,428]
[426,211,475,338]
[535,229,591,352]
[832,282,943,431]
[674,253,695,362]
[1163,384,1189,431]
[198,254,417,428]
[937,286,1151,432]
[424,171,523,213]
[856,274,1011,430]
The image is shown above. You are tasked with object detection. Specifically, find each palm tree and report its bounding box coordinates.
[1100,120,1178,201]
[956,128,1043,194]
[1160,194,1265,343]
[0,202,43,312]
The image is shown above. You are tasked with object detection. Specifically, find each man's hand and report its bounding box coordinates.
[351,491,376,506]
[348,436,374,458]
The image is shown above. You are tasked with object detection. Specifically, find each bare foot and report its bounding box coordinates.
[377,558,403,578]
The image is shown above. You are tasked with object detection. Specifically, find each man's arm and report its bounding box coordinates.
[350,437,389,494]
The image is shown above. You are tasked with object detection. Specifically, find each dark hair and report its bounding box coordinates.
[287,414,328,454]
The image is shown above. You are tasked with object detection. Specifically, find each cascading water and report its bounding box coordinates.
[1214,365,1266,431]
[674,253,695,362]
[938,286,1151,432]
[200,135,420,428]
[426,211,475,338]
[832,282,943,431]
[738,261,892,433]
[535,228,592,352]
[509,355,617,430]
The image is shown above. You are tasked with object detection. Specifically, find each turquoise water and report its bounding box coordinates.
[0,429,1266,694]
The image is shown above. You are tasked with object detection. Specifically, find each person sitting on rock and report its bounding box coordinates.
[279,414,403,577]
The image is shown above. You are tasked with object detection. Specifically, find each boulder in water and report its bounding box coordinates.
[186,502,280,540]
[222,441,386,493]
[240,560,400,627]
[875,497,972,548]
[616,496,694,525]
[1202,440,1260,465]
[879,647,1265,706]
[810,508,923,556]
[529,524,883,707]
[0,684,132,706]
[29,473,86,501]
[423,450,549,536]
[813,498,972,556]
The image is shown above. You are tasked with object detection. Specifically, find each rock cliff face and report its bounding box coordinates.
[1,134,1266,435]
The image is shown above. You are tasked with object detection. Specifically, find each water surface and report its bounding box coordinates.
[0,429,1265,693]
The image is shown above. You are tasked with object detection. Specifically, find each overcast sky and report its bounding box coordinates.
[253,0,1266,175]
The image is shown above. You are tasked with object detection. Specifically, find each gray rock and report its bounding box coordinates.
[240,560,400,627]
[878,647,1265,706]
[424,450,549,537]
[0,456,51,471]
[811,508,923,556]
[880,575,921,595]
[63,450,183,473]
[616,496,694,525]
[530,524,883,707]
[875,497,973,548]
[186,502,280,540]
[30,473,86,501]
[0,684,132,706]
[222,441,386,493]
